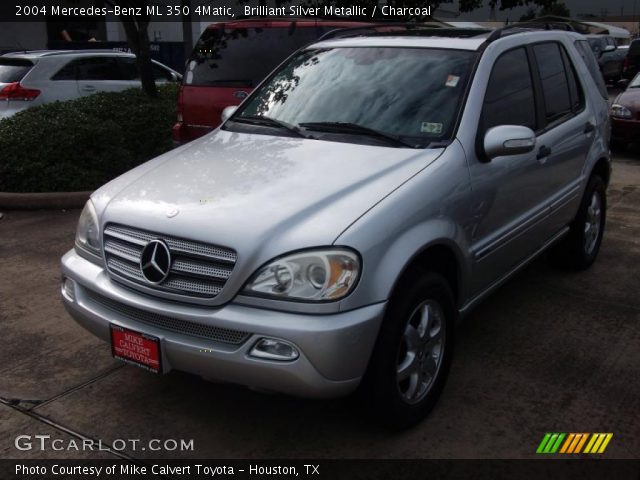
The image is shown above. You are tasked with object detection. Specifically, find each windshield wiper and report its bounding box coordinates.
[232,115,310,138]
[299,122,418,148]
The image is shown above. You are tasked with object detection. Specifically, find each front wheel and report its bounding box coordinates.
[549,175,606,270]
[361,271,455,429]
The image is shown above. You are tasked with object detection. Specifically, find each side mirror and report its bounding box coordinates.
[221,106,238,123]
[484,125,536,160]
[603,44,616,53]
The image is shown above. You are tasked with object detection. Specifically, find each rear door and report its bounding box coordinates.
[74,56,129,96]
[529,41,593,234]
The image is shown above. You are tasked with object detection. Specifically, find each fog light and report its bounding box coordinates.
[61,277,75,301]
[249,338,299,361]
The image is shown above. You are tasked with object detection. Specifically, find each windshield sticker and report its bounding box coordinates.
[421,122,443,134]
[445,75,460,87]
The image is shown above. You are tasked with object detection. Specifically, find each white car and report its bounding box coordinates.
[0,50,182,119]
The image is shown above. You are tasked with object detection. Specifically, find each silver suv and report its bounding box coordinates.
[61,27,611,427]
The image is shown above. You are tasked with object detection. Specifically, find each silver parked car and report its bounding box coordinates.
[0,50,181,119]
[61,27,611,427]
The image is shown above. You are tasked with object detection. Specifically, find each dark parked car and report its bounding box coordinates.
[586,35,626,83]
[610,72,640,148]
[623,39,640,81]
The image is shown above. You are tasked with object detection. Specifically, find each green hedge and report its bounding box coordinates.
[0,84,178,192]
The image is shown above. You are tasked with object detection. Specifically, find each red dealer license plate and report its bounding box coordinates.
[110,325,162,374]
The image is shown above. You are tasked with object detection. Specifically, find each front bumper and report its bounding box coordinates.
[611,117,640,142]
[61,249,385,398]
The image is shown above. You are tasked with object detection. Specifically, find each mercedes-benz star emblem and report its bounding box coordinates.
[140,240,172,284]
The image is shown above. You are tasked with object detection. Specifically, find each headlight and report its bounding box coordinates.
[610,104,632,119]
[243,249,360,301]
[75,200,101,255]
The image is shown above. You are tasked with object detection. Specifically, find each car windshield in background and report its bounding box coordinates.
[0,59,33,83]
[231,47,477,148]
[185,26,327,88]
[630,74,640,88]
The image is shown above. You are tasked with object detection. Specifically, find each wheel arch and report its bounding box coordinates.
[591,157,611,187]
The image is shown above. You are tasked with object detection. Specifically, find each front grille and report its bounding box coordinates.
[103,224,237,300]
[85,289,250,345]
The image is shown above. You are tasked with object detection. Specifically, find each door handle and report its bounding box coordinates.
[536,145,551,160]
[584,122,596,134]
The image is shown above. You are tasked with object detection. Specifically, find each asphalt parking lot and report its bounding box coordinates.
[1,145,639,461]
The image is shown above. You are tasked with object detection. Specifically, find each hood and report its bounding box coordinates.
[94,129,443,276]
[616,88,640,113]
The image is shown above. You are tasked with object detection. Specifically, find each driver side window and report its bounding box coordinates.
[481,47,537,133]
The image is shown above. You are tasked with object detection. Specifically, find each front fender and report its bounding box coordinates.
[336,144,474,312]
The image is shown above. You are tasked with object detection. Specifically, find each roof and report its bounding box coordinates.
[582,21,631,39]
[314,25,587,51]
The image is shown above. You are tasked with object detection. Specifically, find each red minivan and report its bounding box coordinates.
[172,19,370,145]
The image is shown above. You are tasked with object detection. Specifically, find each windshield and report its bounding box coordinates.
[230,47,477,147]
[630,73,640,88]
[185,26,330,88]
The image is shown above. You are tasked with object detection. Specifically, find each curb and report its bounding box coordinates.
[0,191,91,210]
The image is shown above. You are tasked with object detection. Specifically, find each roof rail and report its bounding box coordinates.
[483,20,582,45]
[39,49,129,56]
[317,23,491,42]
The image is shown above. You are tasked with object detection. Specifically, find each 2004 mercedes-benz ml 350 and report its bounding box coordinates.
[62,27,611,427]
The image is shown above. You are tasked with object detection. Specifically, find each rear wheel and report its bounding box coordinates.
[549,175,606,270]
[361,271,455,429]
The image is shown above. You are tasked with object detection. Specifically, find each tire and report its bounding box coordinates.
[361,270,456,429]
[549,175,606,270]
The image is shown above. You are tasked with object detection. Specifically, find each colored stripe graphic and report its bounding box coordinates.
[537,433,613,454]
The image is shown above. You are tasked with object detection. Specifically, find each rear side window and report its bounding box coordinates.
[533,43,575,124]
[185,26,327,87]
[481,47,537,132]
[560,46,584,113]
[76,57,123,80]
[574,40,608,99]
[117,57,174,81]
[54,57,124,81]
[0,59,34,83]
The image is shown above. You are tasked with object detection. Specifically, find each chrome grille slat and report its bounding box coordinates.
[84,289,250,345]
[163,276,223,296]
[103,224,237,300]
[172,259,232,281]
[104,239,142,263]
[104,225,237,264]
[108,257,145,280]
